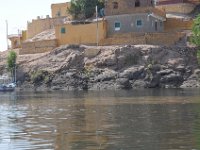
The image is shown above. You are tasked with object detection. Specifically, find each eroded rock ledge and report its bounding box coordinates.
[17,44,200,91]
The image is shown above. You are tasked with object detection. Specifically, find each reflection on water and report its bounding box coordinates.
[0,89,200,150]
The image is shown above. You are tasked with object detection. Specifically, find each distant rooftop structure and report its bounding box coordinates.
[8,34,22,49]
[51,2,71,18]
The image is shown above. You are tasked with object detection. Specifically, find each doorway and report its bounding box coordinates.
[155,21,158,31]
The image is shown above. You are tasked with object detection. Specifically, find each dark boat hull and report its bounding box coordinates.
[0,87,15,92]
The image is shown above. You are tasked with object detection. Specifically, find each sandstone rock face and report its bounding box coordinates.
[13,44,200,91]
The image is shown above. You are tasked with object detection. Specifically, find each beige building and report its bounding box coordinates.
[55,20,107,46]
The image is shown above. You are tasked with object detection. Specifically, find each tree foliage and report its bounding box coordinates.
[7,50,17,71]
[191,14,200,46]
[68,0,104,19]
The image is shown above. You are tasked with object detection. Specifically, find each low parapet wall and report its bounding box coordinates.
[20,39,57,55]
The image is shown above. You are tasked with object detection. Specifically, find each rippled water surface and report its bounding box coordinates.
[1,89,200,150]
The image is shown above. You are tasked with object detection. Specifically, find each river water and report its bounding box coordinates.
[0,89,200,150]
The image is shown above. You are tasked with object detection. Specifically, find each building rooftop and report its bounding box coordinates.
[8,34,22,39]
[25,29,55,42]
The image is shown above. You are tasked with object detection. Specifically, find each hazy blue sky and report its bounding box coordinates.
[0,0,69,51]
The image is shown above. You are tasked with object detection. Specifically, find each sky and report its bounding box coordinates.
[0,0,70,51]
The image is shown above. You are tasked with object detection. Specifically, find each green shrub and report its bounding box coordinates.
[31,70,48,84]
[31,71,42,83]
[7,50,17,71]
[83,66,92,77]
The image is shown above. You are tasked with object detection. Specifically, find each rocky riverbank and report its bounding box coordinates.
[15,44,200,91]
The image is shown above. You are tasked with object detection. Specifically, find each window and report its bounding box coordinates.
[135,0,140,7]
[61,27,66,34]
[114,22,121,31]
[160,21,163,27]
[136,20,142,27]
[113,2,118,9]
[57,11,61,17]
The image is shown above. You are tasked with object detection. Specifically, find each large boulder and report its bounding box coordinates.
[131,80,146,88]
[95,69,117,82]
[119,66,145,80]
[115,78,131,89]
[160,73,184,86]
[145,74,161,88]
[157,69,173,76]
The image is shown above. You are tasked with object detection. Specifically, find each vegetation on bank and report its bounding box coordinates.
[191,14,200,64]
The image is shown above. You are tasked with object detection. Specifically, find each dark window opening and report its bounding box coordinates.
[135,0,140,7]
[114,22,121,31]
[136,20,142,27]
[57,11,61,17]
[151,0,153,5]
[113,2,118,9]
[61,27,66,34]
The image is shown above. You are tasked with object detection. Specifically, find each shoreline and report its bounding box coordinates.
[13,44,200,91]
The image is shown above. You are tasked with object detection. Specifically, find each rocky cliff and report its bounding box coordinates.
[16,44,200,91]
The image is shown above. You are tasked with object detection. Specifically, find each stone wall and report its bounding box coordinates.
[100,32,185,46]
[20,39,57,55]
[145,32,185,45]
[100,33,146,45]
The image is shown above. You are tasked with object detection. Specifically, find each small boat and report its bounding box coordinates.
[0,83,16,92]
